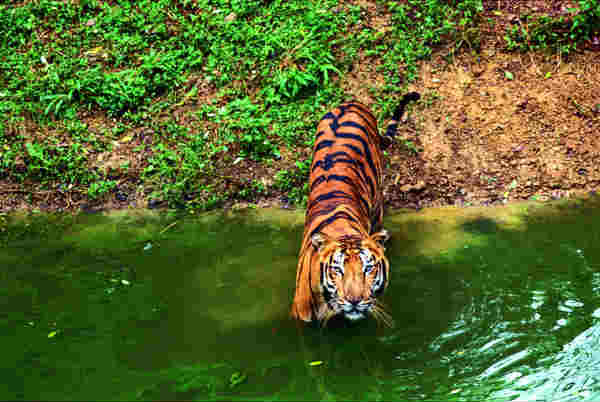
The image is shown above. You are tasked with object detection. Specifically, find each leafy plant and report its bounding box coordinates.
[505,0,600,54]
[88,179,117,199]
[274,158,312,206]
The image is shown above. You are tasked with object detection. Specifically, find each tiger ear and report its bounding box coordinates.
[370,229,390,245]
[311,233,329,251]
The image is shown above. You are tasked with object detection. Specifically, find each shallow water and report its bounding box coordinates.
[2,198,600,401]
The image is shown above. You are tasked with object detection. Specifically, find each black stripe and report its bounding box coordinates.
[334,132,378,181]
[311,174,352,193]
[339,121,371,139]
[373,261,386,296]
[317,147,374,197]
[342,143,363,156]
[310,175,326,191]
[344,160,375,197]
[345,102,376,120]
[322,112,336,120]
[315,139,334,151]
[321,262,334,303]
[312,151,351,172]
[310,175,370,214]
[309,203,340,219]
[308,190,353,210]
[315,130,326,139]
[344,109,377,134]
[308,210,359,239]
[329,119,339,133]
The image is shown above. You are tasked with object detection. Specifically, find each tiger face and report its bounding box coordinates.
[311,230,391,324]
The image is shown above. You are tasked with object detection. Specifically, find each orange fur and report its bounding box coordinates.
[290,102,390,323]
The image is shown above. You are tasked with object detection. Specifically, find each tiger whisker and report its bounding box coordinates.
[371,307,388,327]
[371,301,395,328]
[321,309,336,328]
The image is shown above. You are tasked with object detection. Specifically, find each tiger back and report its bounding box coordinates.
[291,93,420,326]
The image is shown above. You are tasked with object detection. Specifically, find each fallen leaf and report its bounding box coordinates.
[48,331,58,338]
[309,361,323,366]
[504,71,514,80]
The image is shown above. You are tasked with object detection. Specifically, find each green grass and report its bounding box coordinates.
[1,0,592,211]
[274,158,312,206]
[505,0,599,54]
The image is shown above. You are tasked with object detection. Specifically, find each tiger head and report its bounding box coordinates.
[311,230,392,326]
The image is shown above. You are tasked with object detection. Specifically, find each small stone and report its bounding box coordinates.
[399,180,426,192]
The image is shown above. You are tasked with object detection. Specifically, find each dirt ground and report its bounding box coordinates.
[384,48,600,210]
[381,0,600,210]
[1,0,599,214]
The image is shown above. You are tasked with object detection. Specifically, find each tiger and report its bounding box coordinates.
[290,92,420,327]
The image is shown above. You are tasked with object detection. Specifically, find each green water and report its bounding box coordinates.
[2,199,600,401]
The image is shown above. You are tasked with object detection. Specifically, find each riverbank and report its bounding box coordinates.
[1,1,598,214]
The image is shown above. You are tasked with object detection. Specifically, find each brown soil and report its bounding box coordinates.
[385,48,600,210]
[1,1,599,214]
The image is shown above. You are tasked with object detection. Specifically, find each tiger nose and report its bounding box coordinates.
[348,297,361,306]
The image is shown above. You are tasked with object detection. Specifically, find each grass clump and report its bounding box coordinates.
[505,0,600,54]
[274,158,312,207]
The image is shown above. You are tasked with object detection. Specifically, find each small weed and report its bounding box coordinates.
[421,91,442,108]
[274,158,311,206]
[400,140,422,155]
[88,180,117,199]
[238,180,266,201]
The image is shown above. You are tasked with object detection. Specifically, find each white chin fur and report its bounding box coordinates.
[345,311,365,321]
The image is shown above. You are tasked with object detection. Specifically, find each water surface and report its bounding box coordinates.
[2,199,600,401]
